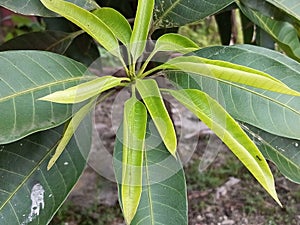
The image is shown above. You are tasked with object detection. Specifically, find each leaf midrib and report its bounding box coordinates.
[153,0,180,28]
[0,76,95,103]
[0,134,59,211]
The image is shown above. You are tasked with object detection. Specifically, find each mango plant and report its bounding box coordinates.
[1,0,300,224]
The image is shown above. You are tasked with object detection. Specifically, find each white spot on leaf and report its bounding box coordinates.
[30,183,45,217]
[21,183,45,225]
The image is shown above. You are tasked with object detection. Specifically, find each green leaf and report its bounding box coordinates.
[259,0,300,24]
[0,30,84,54]
[39,76,128,104]
[0,114,92,225]
[168,45,300,139]
[136,79,177,156]
[130,0,154,61]
[165,88,281,205]
[153,33,199,54]
[0,0,98,16]
[40,0,121,58]
[114,119,187,225]
[47,97,96,170]
[122,96,147,224]
[0,50,94,144]
[153,0,234,29]
[137,34,199,77]
[242,123,300,184]
[92,7,132,46]
[238,2,300,61]
[163,55,300,96]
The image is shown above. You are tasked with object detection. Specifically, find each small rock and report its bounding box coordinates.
[221,219,235,225]
[196,215,204,222]
[205,213,214,218]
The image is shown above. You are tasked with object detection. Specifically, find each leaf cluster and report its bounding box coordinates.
[0,0,300,224]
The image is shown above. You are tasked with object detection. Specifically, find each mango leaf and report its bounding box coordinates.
[153,0,234,29]
[167,45,300,139]
[265,0,300,21]
[0,30,84,54]
[40,0,121,58]
[0,50,95,145]
[138,33,199,77]
[47,97,96,170]
[165,89,280,205]
[0,0,98,17]
[93,8,132,46]
[130,0,154,62]
[39,76,128,104]
[238,2,300,61]
[114,119,187,225]
[0,30,99,66]
[153,33,199,54]
[0,113,92,225]
[242,123,300,184]
[122,97,147,224]
[162,55,300,96]
[136,79,177,156]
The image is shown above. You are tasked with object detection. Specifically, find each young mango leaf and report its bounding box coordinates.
[162,55,300,96]
[47,97,96,170]
[92,8,132,46]
[114,119,187,225]
[0,113,92,225]
[39,76,128,104]
[0,50,95,145]
[122,96,147,224]
[238,2,300,62]
[153,0,234,29]
[0,0,98,16]
[167,45,300,140]
[0,30,84,54]
[242,123,300,184]
[40,0,121,58]
[165,89,281,205]
[153,33,199,54]
[130,0,154,62]
[137,33,199,77]
[136,79,177,156]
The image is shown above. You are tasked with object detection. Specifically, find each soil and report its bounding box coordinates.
[52,91,300,225]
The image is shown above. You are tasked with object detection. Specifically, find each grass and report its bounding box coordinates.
[50,201,123,225]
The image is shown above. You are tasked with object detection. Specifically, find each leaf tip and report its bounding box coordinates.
[47,160,55,171]
[37,96,49,102]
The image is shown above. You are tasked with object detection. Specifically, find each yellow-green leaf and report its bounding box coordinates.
[136,79,177,156]
[130,0,154,61]
[47,97,96,170]
[154,33,199,54]
[166,88,281,206]
[93,7,132,45]
[40,0,120,57]
[162,55,300,96]
[39,76,128,104]
[122,96,147,224]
